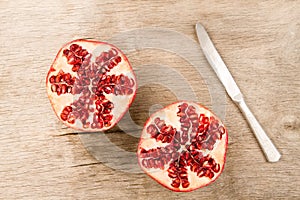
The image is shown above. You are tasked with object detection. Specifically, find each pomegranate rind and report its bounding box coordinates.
[137,101,228,192]
[46,39,137,132]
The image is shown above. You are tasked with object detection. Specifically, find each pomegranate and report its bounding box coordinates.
[137,101,228,192]
[46,39,137,131]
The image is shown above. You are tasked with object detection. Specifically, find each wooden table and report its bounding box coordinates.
[1,0,299,199]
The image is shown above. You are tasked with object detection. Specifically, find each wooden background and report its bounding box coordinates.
[0,0,299,199]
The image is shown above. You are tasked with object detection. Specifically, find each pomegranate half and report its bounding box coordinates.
[137,101,228,192]
[46,39,137,131]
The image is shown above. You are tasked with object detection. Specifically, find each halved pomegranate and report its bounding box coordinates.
[137,101,228,192]
[46,39,137,131]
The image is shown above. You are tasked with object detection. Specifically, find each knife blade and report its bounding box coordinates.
[195,23,281,162]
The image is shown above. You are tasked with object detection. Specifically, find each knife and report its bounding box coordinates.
[195,23,281,162]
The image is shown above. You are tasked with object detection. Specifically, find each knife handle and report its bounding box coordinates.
[236,99,281,162]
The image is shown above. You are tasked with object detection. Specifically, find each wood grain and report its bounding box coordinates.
[0,0,299,199]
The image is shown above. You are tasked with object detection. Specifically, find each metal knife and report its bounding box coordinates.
[195,23,281,162]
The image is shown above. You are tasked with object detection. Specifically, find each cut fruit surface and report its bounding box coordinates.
[137,101,228,192]
[46,39,137,131]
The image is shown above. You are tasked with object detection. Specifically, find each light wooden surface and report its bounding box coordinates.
[0,0,299,199]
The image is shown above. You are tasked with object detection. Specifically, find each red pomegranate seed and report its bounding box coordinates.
[65,106,72,112]
[63,73,71,81]
[55,75,61,83]
[60,113,68,121]
[67,114,75,124]
[51,84,57,92]
[74,56,81,64]
[91,123,97,129]
[61,84,67,94]
[49,76,56,83]
[69,44,79,51]
[66,86,72,93]
[56,86,62,95]
[83,122,90,129]
[115,56,122,63]
[67,55,76,65]
[81,50,88,57]
[63,49,69,56]
[104,121,111,127]
[97,120,104,128]
[74,46,82,55]
[108,48,117,57]
[72,64,80,72]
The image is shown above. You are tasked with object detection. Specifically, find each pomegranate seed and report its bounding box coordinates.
[106,102,114,109]
[67,55,76,65]
[67,50,74,58]
[128,78,135,87]
[74,46,82,55]
[67,114,75,124]
[171,179,180,188]
[147,125,158,136]
[108,48,117,57]
[96,104,103,112]
[74,56,81,64]
[91,123,97,129]
[56,86,62,95]
[197,170,205,177]
[61,84,67,94]
[70,44,79,52]
[206,170,214,179]
[103,107,111,113]
[181,180,190,188]
[97,120,104,128]
[81,50,88,57]
[63,49,69,56]
[219,126,225,135]
[63,73,71,81]
[115,56,122,63]
[125,88,133,95]
[66,86,72,93]
[72,64,80,72]
[199,114,205,123]
[62,109,69,116]
[93,113,99,121]
[83,78,90,85]
[142,159,148,168]
[55,75,62,83]
[104,115,113,121]
[49,76,56,83]
[104,121,111,127]
[179,172,188,179]
[65,106,72,112]
[60,113,68,121]
[95,99,101,105]
[103,86,112,94]
[213,163,220,173]
[92,78,99,86]
[51,84,57,92]
[103,52,110,61]
[83,122,90,129]
[82,58,90,67]
[95,56,102,65]
[207,144,214,150]
[168,173,177,178]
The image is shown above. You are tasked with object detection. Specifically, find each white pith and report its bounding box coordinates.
[46,40,137,132]
[138,101,227,192]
